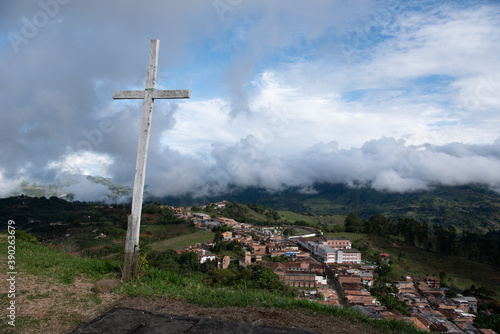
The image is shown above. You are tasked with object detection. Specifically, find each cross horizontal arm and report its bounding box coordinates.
[113,90,191,100]
[113,91,145,99]
[152,89,190,99]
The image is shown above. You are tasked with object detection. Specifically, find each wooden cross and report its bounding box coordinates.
[113,39,190,281]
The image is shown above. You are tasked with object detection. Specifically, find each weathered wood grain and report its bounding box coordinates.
[113,91,145,99]
[113,90,190,100]
[152,89,190,99]
[112,39,191,281]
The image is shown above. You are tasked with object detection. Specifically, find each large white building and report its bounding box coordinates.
[299,238,362,265]
[337,249,362,264]
[318,244,337,264]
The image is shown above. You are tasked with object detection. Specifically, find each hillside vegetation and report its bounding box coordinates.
[8,178,500,232]
[0,235,422,334]
[2,194,499,332]
[326,232,500,302]
[212,183,500,233]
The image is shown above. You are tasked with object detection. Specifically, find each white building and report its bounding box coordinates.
[337,249,362,264]
[197,250,217,264]
[317,244,337,264]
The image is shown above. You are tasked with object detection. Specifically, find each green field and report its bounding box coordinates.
[149,230,215,251]
[324,232,369,242]
[289,226,315,236]
[140,223,192,237]
[302,198,346,214]
[279,211,345,225]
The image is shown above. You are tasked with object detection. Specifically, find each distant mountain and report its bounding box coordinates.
[16,180,69,198]
[6,176,500,233]
[260,183,500,232]
[157,183,500,233]
[0,195,93,230]
[10,175,132,201]
[85,175,132,199]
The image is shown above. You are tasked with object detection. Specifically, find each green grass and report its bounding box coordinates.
[324,232,370,243]
[0,235,121,333]
[121,267,424,334]
[140,223,193,239]
[302,198,347,214]
[290,226,316,236]
[279,211,345,226]
[1,237,120,282]
[245,209,274,221]
[148,230,215,251]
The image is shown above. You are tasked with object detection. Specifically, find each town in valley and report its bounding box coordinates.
[138,200,489,333]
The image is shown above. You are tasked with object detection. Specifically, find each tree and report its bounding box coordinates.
[255,267,286,292]
[179,251,200,272]
[439,272,448,287]
[369,214,390,237]
[376,294,409,315]
[344,212,361,232]
[375,263,392,277]
[209,269,236,285]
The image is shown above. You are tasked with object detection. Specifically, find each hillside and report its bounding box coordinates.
[325,232,500,302]
[0,196,335,246]
[7,176,500,232]
[200,183,500,233]
[2,196,499,332]
[0,235,418,334]
[2,185,499,232]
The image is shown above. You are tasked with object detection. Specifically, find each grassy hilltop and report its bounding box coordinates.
[0,234,423,334]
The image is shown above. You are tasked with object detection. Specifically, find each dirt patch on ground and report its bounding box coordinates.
[0,273,120,333]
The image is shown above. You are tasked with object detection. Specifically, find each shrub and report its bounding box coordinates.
[15,230,40,244]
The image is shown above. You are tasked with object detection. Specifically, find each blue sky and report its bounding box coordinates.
[1,0,500,200]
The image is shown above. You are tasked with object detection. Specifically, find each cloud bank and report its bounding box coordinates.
[1,0,499,201]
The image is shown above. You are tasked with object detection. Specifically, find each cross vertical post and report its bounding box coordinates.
[113,39,190,281]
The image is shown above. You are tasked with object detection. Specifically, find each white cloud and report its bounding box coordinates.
[356,4,500,83]
[2,1,500,200]
[48,151,113,177]
[60,175,112,202]
[372,170,429,193]
[0,169,23,198]
[204,136,500,194]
